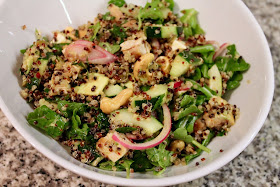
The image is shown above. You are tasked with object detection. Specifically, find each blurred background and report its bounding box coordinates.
[0,0,279,186]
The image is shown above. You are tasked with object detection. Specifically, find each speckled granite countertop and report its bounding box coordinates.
[0,0,279,186]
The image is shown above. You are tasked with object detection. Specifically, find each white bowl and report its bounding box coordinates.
[0,0,274,186]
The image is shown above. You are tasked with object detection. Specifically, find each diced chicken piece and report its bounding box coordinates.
[96,133,128,162]
[47,61,81,96]
[122,19,138,30]
[194,96,237,132]
[120,38,151,62]
[108,4,124,21]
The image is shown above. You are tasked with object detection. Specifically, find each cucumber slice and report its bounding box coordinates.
[132,84,168,110]
[208,64,222,96]
[110,109,163,136]
[161,26,178,38]
[74,73,109,96]
[170,55,189,78]
[124,81,134,89]
[104,84,123,97]
[38,59,48,75]
[145,26,183,39]
[170,51,203,78]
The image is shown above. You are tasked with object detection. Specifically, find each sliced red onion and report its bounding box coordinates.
[112,104,172,150]
[64,40,117,64]
[174,81,183,89]
[213,43,230,60]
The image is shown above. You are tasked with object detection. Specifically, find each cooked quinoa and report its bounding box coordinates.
[19,0,249,176]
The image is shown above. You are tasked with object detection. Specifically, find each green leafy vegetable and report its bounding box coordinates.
[26,77,40,90]
[131,150,153,172]
[165,0,175,11]
[174,127,211,153]
[187,79,216,99]
[108,0,126,7]
[180,95,195,108]
[180,51,202,66]
[52,43,69,55]
[178,105,203,120]
[96,112,110,132]
[180,9,204,38]
[57,100,87,118]
[116,127,137,133]
[20,49,26,54]
[89,22,101,41]
[102,12,115,20]
[66,109,89,140]
[190,45,215,54]
[146,143,173,168]
[27,105,69,138]
[201,64,210,78]
[111,25,127,43]
[185,131,214,163]
[99,42,120,54]
[191,68,202,81]
[99,160,116,170]
[138,0,172,28]
[119,160,134,178]
[140,85,151,91]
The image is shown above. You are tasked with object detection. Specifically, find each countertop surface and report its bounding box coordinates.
[0,0,279,186]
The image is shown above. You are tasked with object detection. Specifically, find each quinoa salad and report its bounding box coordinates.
[19,0,250,176]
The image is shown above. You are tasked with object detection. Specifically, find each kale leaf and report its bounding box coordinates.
[146,142,173,168]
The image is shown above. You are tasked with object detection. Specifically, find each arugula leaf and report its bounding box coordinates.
[99,161,116,170]
[111,25,127,43]
[226,44,240,59]
[180,95,195,108]
[138,0,172,28]
[119,160,134,178]
[131,150,153,172]
[99,160,124,171]
[146,143,173,168]
[66,109,89,140]
[27,105,69,138]
[174,127,211,153]
[89,22,101,41]
[190,45,215,54]
[99,42,120,54]
[57,100,87,118]
[166,0,174,11]
[191,68,202,81]
[20,49,26,54]
[187,79,216,99]
[116,127,137,133]
[108,0,126,7]
[173,128,193,143]
[185,131,214,164]
[177,105,203,120]
[180,8,204,38]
